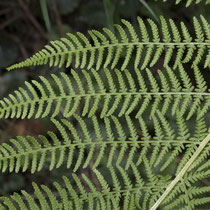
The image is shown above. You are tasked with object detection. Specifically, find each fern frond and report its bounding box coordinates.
[1,6,210,210]
[7,16,210,71]
[158,0,210,7]
[1,65,209,120]
[175,115,208,175]
[162,186,210,209]
[0,168,164,210]
[0,111,209,209]
[1,166,210,209]
[0,112,209,176]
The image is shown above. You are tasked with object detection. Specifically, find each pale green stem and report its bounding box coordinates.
[150,133,210,210]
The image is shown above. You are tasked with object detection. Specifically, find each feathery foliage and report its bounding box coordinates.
[0,65,209,120]
[0,114,210,209]
[0,1,210,209]
[0,113,207,174]
[7,15,210,71]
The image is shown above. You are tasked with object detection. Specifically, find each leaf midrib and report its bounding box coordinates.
[0,139,205,161]
[31,41,210,60]
[1,91,209,112]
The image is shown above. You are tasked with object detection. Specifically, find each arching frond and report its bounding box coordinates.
[0,65,209,120]
[1,163,210,210]
[0,112,209,176]
[7,16,210,71]
[0,168,161,209]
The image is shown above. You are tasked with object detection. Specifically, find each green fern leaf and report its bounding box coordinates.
[7,16,210,71]
[1,65,209,120]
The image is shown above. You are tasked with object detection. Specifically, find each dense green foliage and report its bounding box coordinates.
[0,0,209,209]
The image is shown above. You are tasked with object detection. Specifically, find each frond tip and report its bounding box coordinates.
[7,15,210,71]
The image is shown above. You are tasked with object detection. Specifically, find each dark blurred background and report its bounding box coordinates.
[0,0,209,199]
